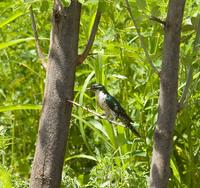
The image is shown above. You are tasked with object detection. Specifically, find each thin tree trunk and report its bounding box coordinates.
[149,0,186,188]
[30,1,81,187]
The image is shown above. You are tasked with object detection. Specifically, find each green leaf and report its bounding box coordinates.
[99,0,108,13]
[84,0,99,5]
[88,119,109,138]
[72,114,113,149]
[0,166,12,188]
[78,0,85,4]
[60,0,71,7]
[0,37,48,50]
[182,24,194,32]
[112,74,127,80]
[0,38,34,50]
[17,63,42,77]
[151,5,161,17]
[170,159,181,183]
[0,104,41,112]
[65,154,97,162]
[78,71,95,154]
[40,0,49,12]
[133,150,146,157]
[0,11,24,28]
[87,9,97,39]
[136,0,146,9]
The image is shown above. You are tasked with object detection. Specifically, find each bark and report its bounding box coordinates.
[149,0,186,188]
[30,1,81,187]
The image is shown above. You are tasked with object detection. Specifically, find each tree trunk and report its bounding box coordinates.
[149,0,186,188]
[30,1,81,187]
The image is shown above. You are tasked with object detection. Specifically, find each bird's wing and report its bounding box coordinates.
[105,95,124,115]
[105,95,131,121]
[105,95,140,137]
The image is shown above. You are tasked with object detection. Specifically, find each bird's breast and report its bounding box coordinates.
[96,91,108,111]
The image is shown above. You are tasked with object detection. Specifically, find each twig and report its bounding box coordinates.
[193,14,200,52]
[29,5,47,70]
[67,99,126,128]
[178,66,192,111]
[178,15,200,111]
[125,0,160,76]
[77,4,101,65]
[150,16,166,26]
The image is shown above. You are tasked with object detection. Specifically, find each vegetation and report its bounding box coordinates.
[0,0,200,187]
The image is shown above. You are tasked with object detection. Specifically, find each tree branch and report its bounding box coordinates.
[30,1,81,187]
[150,16,166,26]
[29,5,47,70]
[150,0,186,187]
[77,4,101,65]
[125,0,160,76]
[67,99,126,128]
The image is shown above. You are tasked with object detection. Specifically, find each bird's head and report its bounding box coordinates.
[90,83,107,93]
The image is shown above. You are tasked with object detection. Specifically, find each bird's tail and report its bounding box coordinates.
[126,122,141,137]
[119,114,140,137]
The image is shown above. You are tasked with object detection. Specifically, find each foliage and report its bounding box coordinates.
[0,0,200,187]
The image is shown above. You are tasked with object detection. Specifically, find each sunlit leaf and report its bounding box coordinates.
[0,105,41,112]
[0,11,24,28]
[0,38,48,50]
[65,154,97,162]
[170,159,181,183]
[0,166,12,188]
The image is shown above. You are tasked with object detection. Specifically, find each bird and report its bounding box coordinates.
[90,83,140,137]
